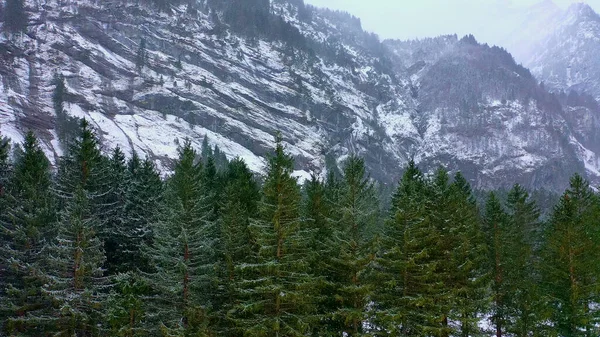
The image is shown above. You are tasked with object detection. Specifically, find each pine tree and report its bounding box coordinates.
[42,187,109,336]
[103,147,128,275]
[483,192,511,337]
[212,158,259,336]
[143,139,211,335]
[232,133,315,336]
[0,133,10,333]
[0,133,10,199]
[3,0,28,33]
[200,136,212,164]
[302,174,338,336]
[443,172,488,337]
[372,161,439,336]
[136,38,147,72]
[540,174,600,337]
[106,272,151,337]
[0,132,55,336]
[54,120,113,255]
[331,155,379,336]
[119,153,164,273]
[505,184,543,336]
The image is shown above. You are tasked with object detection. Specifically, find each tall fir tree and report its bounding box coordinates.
[41,187,109,336]
[0,133,10,333]
[103,147,128,275]
[3,0,28,33]
[212,158,260,336]
[54,119,111,219]
[40,120,112,336]
[119,153,164,273]
[302,174,338,336]
[143,139,211,336]
[483,192,511,337]
[232,133,315,336]
[541,174,600,337]
[331,155,379,336]
[0,132,55,336]
[443,172,488,337]
[0,133,9,198]
[105,154,163,337]
[135,38,147,72]
[372,161,440,336]
[106,272,151,337]
[505,184,544,336]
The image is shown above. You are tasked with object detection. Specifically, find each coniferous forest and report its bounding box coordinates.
[0,121,599,337]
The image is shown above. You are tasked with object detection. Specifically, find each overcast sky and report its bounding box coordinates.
[303,0,600,41]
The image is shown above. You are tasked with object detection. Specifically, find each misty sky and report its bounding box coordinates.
[303,0,600,42]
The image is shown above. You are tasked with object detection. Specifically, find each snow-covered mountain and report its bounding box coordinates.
[0,0,599,191]
[507,2,600,102]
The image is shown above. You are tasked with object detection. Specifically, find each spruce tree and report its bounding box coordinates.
[331,155,379,336]
[0,133,10,198]
[103,147,128,275]
[0,132,55,336]
[41,187,109,336]
[120,153,164,273]
[106,272,150,337]
[136,38,147,72]
[54,119,110,210]
[372,161,439,336]
[3,0,28,33]
[143,139,211,335]
[212,158,259,336]
[232,133,315,336]
[540,174,600,337]
[483,192,511,337]
[443,172,488,337]
[0,133,10,333]
[302,174,338,336]
[505,184,543,336]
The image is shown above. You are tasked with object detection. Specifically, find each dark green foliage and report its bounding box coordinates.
[55,119,111,229]
[106,272,151,337]
[505,185,544,336]
[39,120,110,335]
[42,187,108,336]
[0,132,55,336]
[212,158,259,336]
[0,132,10,201]
[3,0,27,33]
[432,171,488,337]
[103,147,128,275]
[232,133,315,336]
[372,161,438,336]
[1,126,599,337]
[373,165,487,337]
[143,139,211,335]
[119,153,163,273]
[331,155,379,336]
[135,38,147,71]
[302,174,338,335]
[540,175,600,337]
[483,192,511,337]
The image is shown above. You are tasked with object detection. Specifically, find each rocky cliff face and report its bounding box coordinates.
[510,2,600,102]
[0,0,598,191]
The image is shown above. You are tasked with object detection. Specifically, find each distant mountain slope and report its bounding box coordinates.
[506,2,600,102]
[0,0,599,190]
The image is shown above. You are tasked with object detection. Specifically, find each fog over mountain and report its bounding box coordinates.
[304,0,600,42]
